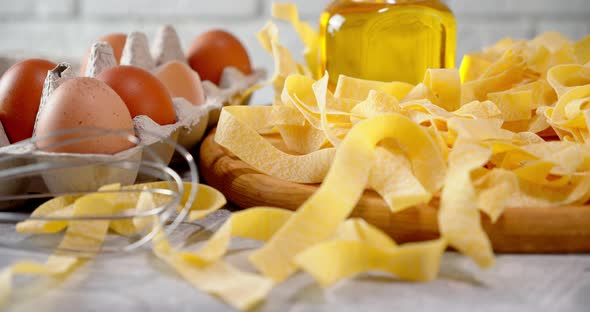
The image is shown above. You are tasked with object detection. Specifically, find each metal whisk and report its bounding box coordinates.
[0,127,200,255]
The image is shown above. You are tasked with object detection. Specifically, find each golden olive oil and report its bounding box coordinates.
[319,0,456,86]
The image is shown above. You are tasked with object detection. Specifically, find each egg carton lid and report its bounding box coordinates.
[204,67,266,103]
[119,25,266,109]
[153,25,185,67]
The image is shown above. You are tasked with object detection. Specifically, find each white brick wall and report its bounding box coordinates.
[449,0,590,15]
[81,0,261,18]
[0,0,588,79]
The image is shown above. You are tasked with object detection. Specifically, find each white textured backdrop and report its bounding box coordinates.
[0,0,589,97]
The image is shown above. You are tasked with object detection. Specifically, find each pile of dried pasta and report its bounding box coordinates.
[216,3,590,270]
[3,3,590,311]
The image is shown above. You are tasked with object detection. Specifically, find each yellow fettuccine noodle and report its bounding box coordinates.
[216,106,336,183]
[335,75,414,101]
[369,142,432,213]
[439,143,495,267]
[17,182,226,236]
[4,184,235,308]
[15,195,78,234]
[131,191,273,311]
[423,69,461,111]
[2,184,120,306]
[295,218,445,286]
[272,3,320,76]
[246,112,445,282]
[295,238,447,287]
[473,169,519,222]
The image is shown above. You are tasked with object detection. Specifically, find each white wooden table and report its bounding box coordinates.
[1,80,589,311]
[1,209,589,312]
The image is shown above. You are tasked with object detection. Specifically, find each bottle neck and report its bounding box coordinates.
[327,0,451,13]
[334,0,431,3]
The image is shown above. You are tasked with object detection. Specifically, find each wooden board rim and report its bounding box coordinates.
[199,129,590,253]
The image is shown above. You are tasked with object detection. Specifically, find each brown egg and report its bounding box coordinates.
[35,77,135,154]
[80,33,127,75]
[155,61,205,106]
[97,65,176,125]
[0,59,57,143]
[187,29,252,85]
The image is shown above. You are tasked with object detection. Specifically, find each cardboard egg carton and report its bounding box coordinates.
[138,25,266,128]
[0,24,264,205]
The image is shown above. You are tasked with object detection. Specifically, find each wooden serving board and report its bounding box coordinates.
[199,129,590,253]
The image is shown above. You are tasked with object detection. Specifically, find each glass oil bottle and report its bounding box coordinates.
[319,0,456,86]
